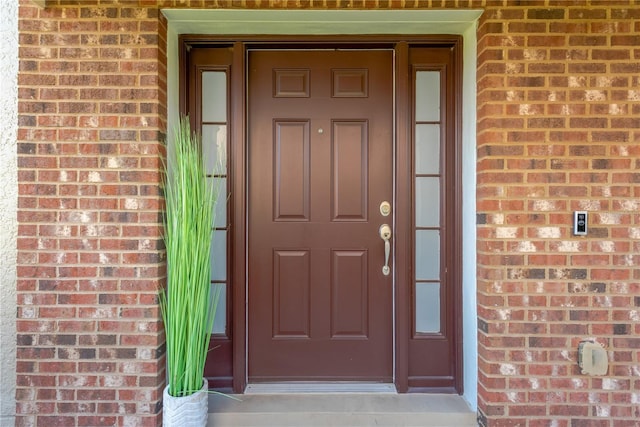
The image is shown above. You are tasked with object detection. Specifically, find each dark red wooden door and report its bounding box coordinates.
[247,50,394,382]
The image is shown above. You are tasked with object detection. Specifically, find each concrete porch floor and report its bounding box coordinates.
[207,392,477,427]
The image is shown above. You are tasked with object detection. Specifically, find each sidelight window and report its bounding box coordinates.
[201,70,228,336]
[414,70,442,334]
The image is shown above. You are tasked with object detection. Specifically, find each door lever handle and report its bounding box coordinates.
[379,224,392,276]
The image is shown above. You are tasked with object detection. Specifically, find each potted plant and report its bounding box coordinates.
[160,116,221,426]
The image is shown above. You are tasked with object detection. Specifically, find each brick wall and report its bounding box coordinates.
[15,0,640,426]
[17,1,167,425]
[476,3,640,426]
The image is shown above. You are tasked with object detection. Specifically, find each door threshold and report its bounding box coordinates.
[244,382,397,394]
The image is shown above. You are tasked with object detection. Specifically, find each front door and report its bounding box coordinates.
[185,40,463,392]
[247,50,394,382]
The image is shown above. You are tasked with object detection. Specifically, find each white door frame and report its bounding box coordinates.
[163,8,481,409]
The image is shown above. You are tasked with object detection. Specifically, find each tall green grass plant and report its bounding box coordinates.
[160,116,220,397]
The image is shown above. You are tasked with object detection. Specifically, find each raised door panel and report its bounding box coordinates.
[332,121,368,221]
[274,121,310,221]
[272,250,310,338]
[330,250,368,338]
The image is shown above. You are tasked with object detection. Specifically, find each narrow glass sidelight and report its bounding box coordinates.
[415,124,440,174]
[203,125,227,176]
[415,229,440,281]
[415,71,440,122]
[201,71,228,335]
[415,177,440,227]
[415,283,441,333]
[414,70,441,334]
[202,72,227,122]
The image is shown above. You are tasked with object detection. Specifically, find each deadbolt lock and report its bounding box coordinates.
[380,201,391,217]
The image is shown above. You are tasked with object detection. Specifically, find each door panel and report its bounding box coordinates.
[274,121,311,221]
[248,50,393,382]
[273,250,310,337]
[331,250,368,337]
[332,121,368,220]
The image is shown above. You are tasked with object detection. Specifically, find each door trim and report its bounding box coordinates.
[167,9,480,407]
[178,35,464,394]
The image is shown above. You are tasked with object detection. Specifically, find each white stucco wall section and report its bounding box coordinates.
[164,8,480,410]
[0,0,18,426]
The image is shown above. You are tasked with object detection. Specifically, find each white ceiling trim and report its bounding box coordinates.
[162,9,483,35]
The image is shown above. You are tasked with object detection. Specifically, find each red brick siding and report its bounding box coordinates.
[15,0,640,426]
[17,1,167,426]
[477,2,640,427]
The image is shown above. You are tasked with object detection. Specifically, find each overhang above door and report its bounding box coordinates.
[162,9,483,35]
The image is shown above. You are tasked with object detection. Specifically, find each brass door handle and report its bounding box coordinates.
[379,224,391,276]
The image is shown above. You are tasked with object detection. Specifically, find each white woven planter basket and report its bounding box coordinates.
[163,379,208,427]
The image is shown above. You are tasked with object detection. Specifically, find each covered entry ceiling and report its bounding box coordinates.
[163,9,482,35]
